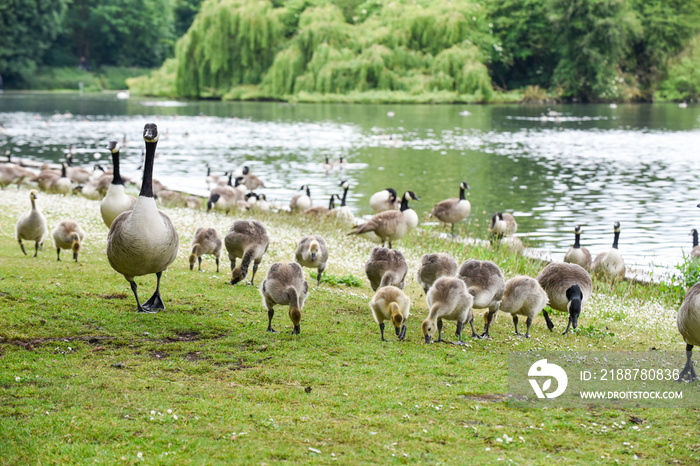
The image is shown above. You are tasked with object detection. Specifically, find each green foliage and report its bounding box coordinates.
[126,59,178,96]
[429,45,493,98]
[15,66,151,92]
[656,35,700,101]
[309,271,362,287]
[174,0,205,37]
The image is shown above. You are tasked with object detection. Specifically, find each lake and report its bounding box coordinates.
[1,92,699,279]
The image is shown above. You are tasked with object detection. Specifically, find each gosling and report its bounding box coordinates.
[52,220,87,262]
[225,219,270,285]
[260,262,309,335]
[422,276,476,345]
[16,190,47,257]
[416,252,458,295]
[364,247,408,291]
[369,286,410,341]
[295,235,329,286]
[457,259,505,337]
[189,227,223,273]
[536,262,592,334]
[489,276,551,339]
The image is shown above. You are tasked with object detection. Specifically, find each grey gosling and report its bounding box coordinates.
[415,252,458,295]
[422,276,476,344]
[457,259,505,338]
[295,235,329,286]
[52,220,86,262]
[491,276,550,338]
[364,247,408,291]
[225,219,270,285]
[189,227,223,272]
[260,262,309,335]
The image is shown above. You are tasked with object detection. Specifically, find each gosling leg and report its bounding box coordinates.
[453,321,467,345]
[18,240,27,256]
[56,248,61,261]
[34,241,40,257]
[250,261,260,286]
[524,317,532,338]
[316,269,323,286]
[215,257,220,273]
[513,315,522,336]
[379,322,386,341]
[436,319,444,343]
[198,256,202,272]
[678,344,697,382]
[481,311,497,339]
[267,309,275,333]
[142,271,165,311]
[398,323,407,340]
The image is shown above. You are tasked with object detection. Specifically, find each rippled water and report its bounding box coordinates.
[1,93,699,278]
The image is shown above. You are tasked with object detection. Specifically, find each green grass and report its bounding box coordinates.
[17,66,154,92]
[0,188,698,464]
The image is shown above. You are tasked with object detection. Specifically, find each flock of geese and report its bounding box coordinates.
[7,122,700,383]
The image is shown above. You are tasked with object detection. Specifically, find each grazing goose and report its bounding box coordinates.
[189,227,223,272]
[563,225,592,270]
[32,165,61,192]
[364,247,408,291]
[430,181,471,237]
[295,235,329,286]
[536,262,592,334]
[1,164,35,189]
[303,194,339,216]
[207,173,243,213]
[489,212,517,239]
[691,229,700,260]
[592,221,625,279]
[369,188,399,212]
[415,252,458,295]
[52,220,86,262]
[457,259,505,338]
[100,141,137,228]
[106,123,180,313]
[330,180,355,223]
[15,189,47,257]
[290,185,312,212]
[233,165,264,190]
[677,283,700,382]
[491,276,550,338]
[260,262,308,335]
[349,191,420,249]
[422,276,476,344]
[369,286,410,341]
[225,219,270,285]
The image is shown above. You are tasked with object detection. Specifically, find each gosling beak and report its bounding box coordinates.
[190,263,194,271]
[73,252,78,262]
[424,334,431,344]
[311,253,316,261]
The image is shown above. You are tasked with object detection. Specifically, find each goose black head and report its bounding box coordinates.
[107,141,119,153]
[385,187,398,202]
[242,165,250,175]
[143,123,159,143]
[235,176,245,187]
[339,179,350,189]
[460,181,469,190]
[574,225,582,234]
[613,221,621,233]
[566,284,583,330]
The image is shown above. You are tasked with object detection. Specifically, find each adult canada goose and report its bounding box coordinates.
[1,164,35,189]
[336,155,348,169]
[100,141,137,228]
[321,155,334,172]
[677,282,700,382]
[489,212,517,239]
[32,165,61,192]
[290,185,312,212]
[490,276,551,338]
[207,173,243,213]
[106,123,180,313]
[457,259,505,338]
[205,164,225,189]
[260,262,309,335]
[369,286,410,341]
[15,189,47,257]
[536,262,592,334]
[189,227,223,273]
[430,181,470,237]
[691,229,700,260]
[563,225,592,270]
[330,180,355,223]
[49,163,73,195]
[369,188,399,212]
[422,276,477,344]
[416,252,458,295]
[225,219,270,285]
[52,220,86,262]
[65,153,91,184]
[251,193,270,212]
[364,247,408,291]
[349,191,420,249]
[592,221,625,280]
[295,235,329,286]
[303,194,339,215]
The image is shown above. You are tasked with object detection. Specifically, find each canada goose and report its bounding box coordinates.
[331,180,355,223]
[430,181,470,237]
[207,173,243,213]
[251,193,270,212]
[295,235,329,285]
[563,225,592,270]
[244,171,264,191]
[260,262,309,335]
[1,164,35,189]
[416,252,458,295]
[677,283,700,382]
[156,189,185,208]
[364,247,408,291]
[536,262,592,334]
[490,276,550,338]
[592,222,625,279]
[225,219,270,285]
[349,191,420,249]
[489,212,517,239]
[303,194,339,215]
[457,259,505,338]
[15,189,47,257]
[336,155,348,169]
[499,235,524,252]
[322,155,334,172]
[33,165,61,192]
[290,185,312,212]
[422,276,476,344]
[369,188,399,212]
[205,164,225,189]
[691,229,700,260]
[100,141,137,228]
[106,123,180,313]
[369,286,410,341]
[65,153,91,184]
[52,220,86,262]
[189,227,222,272]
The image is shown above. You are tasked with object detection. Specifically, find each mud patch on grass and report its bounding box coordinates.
[7,335,114,351]
[151,350,168,360]
[165,331,200,342]
[99,294,127,300]
[183,351,202,362]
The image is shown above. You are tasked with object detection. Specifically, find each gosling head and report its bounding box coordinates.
[29,189,38,201]
[230,267,245,285]
[289,305,301,335]
[309,240,320,261]
[188,252,197,271]
[71,235,81,262]
[422,319,436,344]
[566,284,583,330]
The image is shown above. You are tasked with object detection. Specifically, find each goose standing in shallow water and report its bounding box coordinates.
[100,141,137,228]
[52,220,86,262]
[430,181,470,237]
[536,262,592,334]
[16,189,47,257]
[260,262,308,335]
[369,286,410,341]
[189,227,222,273]
[225,220,270,285]
[349,191,419,249]
[592,221,625,280]
[563,225,592,270]
[295,235,329,286]
[106,123,179,313]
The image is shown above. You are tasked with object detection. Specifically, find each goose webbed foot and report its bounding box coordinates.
[677,346,697,382]
[142,292,165,311]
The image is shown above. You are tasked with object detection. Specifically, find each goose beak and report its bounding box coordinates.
[310,253,316,261]
[424,334,431,344]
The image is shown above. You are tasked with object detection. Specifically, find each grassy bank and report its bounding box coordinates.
[12,67,152,93]
[0,187,698,464]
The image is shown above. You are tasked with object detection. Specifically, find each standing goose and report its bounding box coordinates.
[207,173,243,213]
[331,180,355,223]
[457,259,505,338]
[691,229,700,260]
[369,188,399,212]
[225,219,270,285]
[489,212,517,239]
[100,141,137,228]
[422,276,477,344]
[349,191,420,249]
[592,221,625,280]
[241,166,264,190]
[295,235,329,286]
[364,247,408,291]
[260,262,309,335]
[15,189,47,257]
[189,227,223,273]
[369,286,410,341]
[430,181,471,237]
[563,225,592,270]
[536,262,592,334]
[290,185,312,212]
[205,164,225,189]
[321,155,334,172]
[48,163,72,195]
[416,252,458,295]
[52,220,86,262]
[106,123,180,313]
[677,282,700,382]
[489,276,551,338]
[65,153,91,184]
